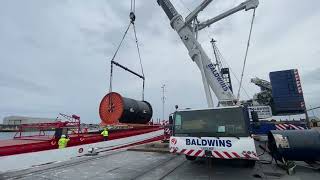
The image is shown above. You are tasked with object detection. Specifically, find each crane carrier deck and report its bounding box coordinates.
[1,140,319,180]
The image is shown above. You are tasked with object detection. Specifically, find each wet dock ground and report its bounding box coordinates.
[1,143,319,180]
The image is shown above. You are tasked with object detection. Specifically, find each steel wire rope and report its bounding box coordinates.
[203,21,252,100]
[130,0,145,100]
[130,0,136,13]
[109,22,132,93]
[179,0,251,101]
[132,23,145,100]
[236,8,256,100]
[109,0,145,101]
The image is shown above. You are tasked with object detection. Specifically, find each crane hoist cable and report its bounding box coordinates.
[236,8,256,100]
[132,23,145,99]
[130,0,135,13]
[108,0,145,101]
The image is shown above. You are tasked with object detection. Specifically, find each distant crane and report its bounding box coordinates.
[250,77,272,106]
[251,77,272,91]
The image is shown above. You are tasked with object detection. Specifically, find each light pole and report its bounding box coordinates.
[161,84,166,121]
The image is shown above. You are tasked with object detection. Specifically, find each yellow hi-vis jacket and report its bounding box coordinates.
[58,137,70,149]
[101,129,109,137]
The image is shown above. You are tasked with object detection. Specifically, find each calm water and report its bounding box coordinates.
[0,131,54,140]
[0,132,16,140]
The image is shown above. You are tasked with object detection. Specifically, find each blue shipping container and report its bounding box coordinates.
[269,69,305,115]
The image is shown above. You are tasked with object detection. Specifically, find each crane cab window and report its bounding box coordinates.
[173,107,249,137]
[175,114,182,129]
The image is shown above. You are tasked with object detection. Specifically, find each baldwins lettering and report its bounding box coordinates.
[207,63,229,91]
[186,138,232,147]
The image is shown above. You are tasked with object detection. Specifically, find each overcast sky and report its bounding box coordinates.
[0,0,319,123]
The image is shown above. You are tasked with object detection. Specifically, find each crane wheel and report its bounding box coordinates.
[185,155,197,161]
[245,160,256,168]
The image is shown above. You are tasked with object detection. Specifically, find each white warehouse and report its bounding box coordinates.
[2,116,57,125]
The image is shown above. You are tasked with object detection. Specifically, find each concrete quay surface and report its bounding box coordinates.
[1,142,319,180]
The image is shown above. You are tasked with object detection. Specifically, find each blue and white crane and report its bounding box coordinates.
[158,0,258,107]
[158,0,259,164]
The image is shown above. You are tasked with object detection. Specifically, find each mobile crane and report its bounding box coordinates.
[157,0,259,164]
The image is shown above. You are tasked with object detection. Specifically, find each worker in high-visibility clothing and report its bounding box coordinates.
[58,135,70,149]
[101,128,109,141]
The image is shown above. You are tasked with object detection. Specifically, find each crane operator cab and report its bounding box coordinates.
[169,106,258,166]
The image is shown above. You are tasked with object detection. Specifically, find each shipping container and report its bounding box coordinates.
[269,69,305,115]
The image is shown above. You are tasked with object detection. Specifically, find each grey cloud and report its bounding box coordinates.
[303,68,320,84]
[0,0,319,123]
[0,72,50,94]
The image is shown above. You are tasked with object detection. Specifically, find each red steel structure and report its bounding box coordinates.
[0,113,163,156]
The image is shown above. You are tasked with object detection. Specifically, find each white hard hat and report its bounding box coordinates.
[61,135,66,138]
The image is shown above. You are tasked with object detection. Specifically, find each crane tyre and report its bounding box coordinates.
[245,160,256,168]
[185,155,196,161]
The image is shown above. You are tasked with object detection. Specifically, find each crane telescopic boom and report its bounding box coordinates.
[157,0,258,106]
